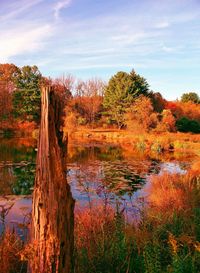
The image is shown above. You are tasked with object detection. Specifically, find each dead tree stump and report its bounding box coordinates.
[30,86,74,273]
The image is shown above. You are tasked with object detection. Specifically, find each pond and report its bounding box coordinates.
[0,137,196,237]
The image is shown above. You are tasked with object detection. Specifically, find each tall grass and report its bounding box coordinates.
[74,206,132,273]
[75,165,200,273]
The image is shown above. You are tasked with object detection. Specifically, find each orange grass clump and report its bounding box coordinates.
[75,205,116,253]
[146,170,200,220]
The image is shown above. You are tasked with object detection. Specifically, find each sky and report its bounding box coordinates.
[0,0,200,100]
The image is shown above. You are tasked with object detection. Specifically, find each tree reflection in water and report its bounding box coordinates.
[0,140,192,229]
[13,163,35,195]
[67,144,162,221]
[0,138,36,195]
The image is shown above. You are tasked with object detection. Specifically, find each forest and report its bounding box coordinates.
[0,63,200,135]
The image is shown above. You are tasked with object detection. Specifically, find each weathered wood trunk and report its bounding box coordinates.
[30,86,74,273]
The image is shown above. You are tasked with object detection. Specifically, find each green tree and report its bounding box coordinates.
[103,70,149,128]
[129,69,149,97]
[13,65,42,122]
[181,92,199,104]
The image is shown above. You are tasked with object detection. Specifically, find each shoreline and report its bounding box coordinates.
[69,129,200,154]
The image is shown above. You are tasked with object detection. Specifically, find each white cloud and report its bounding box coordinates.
[46,62,147,72]
[162,46,174,53]
[0,24,53,62]
[155,21,170,29]
[0,0,44,22]
[54,0,72,19]
[111,33,146,44]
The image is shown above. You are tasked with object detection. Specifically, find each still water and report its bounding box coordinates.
[0,137,196,237]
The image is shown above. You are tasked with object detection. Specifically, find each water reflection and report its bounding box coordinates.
[67,143,192,222]
[0,138,36,195]
[0,139,195,231]
[0,196,31,239]
[13,163,35,195]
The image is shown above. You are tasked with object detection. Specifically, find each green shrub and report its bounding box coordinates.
[176,117,200,133]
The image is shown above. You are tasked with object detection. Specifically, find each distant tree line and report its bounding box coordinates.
[0,63,199,133]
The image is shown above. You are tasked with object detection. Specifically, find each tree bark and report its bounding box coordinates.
[30,86,74,273]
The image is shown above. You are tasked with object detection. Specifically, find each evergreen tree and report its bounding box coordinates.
[13,65,42,122]
[129,69,149,97]
[103,70,149,128]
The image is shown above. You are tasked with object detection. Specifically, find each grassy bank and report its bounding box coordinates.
[70,129,200,155]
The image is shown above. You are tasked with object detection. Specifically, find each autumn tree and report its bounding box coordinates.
[52,74,74,102]
[73,78,105,125]
[125,95,156,132]
[103,70,149,128]
[155,109,176,132]
[149,92,166,113]
[161,109,176,132]
[13,65,42,122]
[166,101,200,123]
[0,64,20,120]
[181,92,199,104]
[164,98,200,132]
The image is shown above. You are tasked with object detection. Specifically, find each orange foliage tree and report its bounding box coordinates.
[0,64,20,121]
[155,109,176,132]
[166,101,200,123]
[125,95,157,132]
[74,78,105,125]
[52,74,74,102]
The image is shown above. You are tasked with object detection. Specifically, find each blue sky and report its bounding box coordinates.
[0,0,200,100]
